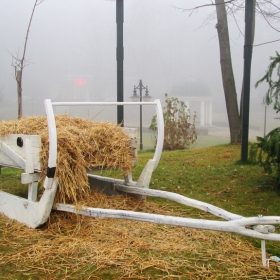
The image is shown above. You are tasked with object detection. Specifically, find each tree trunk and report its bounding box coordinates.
[14,0,40,119]
[215,0,241,144]
[16,70,22,119]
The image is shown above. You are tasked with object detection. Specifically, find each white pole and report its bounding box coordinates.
[209,101,213,125]
[261,240,267,266]
[200,101,205,126]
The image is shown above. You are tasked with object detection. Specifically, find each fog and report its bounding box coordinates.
[0,0,279,140]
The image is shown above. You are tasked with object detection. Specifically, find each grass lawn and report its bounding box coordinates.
[1,144,280,279]
[139,131,231,150]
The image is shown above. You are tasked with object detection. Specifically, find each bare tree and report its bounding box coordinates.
[10,0,44,119]
[173,0,280,144]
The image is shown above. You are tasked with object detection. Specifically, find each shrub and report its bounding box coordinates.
[250,51,280,184]
[250,129,280,184]
[149,93,197,150]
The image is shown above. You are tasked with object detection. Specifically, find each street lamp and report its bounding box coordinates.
[262,96,268,137]
[130,80,152,150]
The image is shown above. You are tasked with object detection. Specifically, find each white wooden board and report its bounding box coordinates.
[120,127,137,160]
[0,134,41,171]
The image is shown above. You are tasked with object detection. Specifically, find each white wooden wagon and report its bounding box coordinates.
[0,99,280,267]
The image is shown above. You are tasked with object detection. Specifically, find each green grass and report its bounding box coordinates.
[136,145,279,215]
[138,131,231,150]
[194,134,230,148]
[1,144,280,278]
[101,144,280,255]
[0,167,28,197]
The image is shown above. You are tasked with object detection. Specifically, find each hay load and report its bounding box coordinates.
[0,114,134,204]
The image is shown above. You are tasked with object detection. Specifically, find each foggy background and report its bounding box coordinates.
[0,0,279,142]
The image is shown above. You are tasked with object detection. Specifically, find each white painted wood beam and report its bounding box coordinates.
[1,141,26,170]
[116,184,242,221]
[0,180,57,228]
[53,203,280,242]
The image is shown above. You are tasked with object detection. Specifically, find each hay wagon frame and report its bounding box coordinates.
[1,99,280,267]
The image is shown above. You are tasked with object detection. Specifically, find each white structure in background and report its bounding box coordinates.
[171,77,213,126]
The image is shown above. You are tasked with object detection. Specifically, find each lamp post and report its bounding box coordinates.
[130,80,152,150]
[262,97,268,137]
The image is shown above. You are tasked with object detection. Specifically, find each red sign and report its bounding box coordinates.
[75,79,86,85]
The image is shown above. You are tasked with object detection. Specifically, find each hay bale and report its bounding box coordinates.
[0,115,134,203]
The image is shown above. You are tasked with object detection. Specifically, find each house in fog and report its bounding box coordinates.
[171,77,213,126]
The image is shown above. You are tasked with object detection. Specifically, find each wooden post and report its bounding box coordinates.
[261,240,267,266]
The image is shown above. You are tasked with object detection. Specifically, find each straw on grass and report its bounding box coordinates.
[0,192,279,279]
[0,115,134,203]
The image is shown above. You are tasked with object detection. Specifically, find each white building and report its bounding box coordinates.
[171,77,213,126]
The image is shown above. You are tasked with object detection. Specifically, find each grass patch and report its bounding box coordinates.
[1,144,280,279]
[0,167,28,197]
[137,131,231,150]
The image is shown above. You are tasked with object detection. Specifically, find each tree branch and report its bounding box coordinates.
[8,0,44,118]
[228,5,244,36]
[21,0,40,70]
[172,0,237,16]
[256,1,280,32]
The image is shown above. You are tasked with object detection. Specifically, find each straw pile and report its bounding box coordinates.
[1,193,280,279]
[0,115,134,203]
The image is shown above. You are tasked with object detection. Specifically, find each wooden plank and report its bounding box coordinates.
[115,184,243,221]
[53,203,280,241]
[21,173,40,184]
[44,99,57,169]
[261,240,267,266]
[43,100,57,189]
[0,134,41,170]
[136,159,155,190]
[120,127,137,160]
[120,127,138,148]
[25,139,34,173]
[120,127,137,137]
[28,179,38,202]
[0,180,57,228]
[1,141,26,170]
